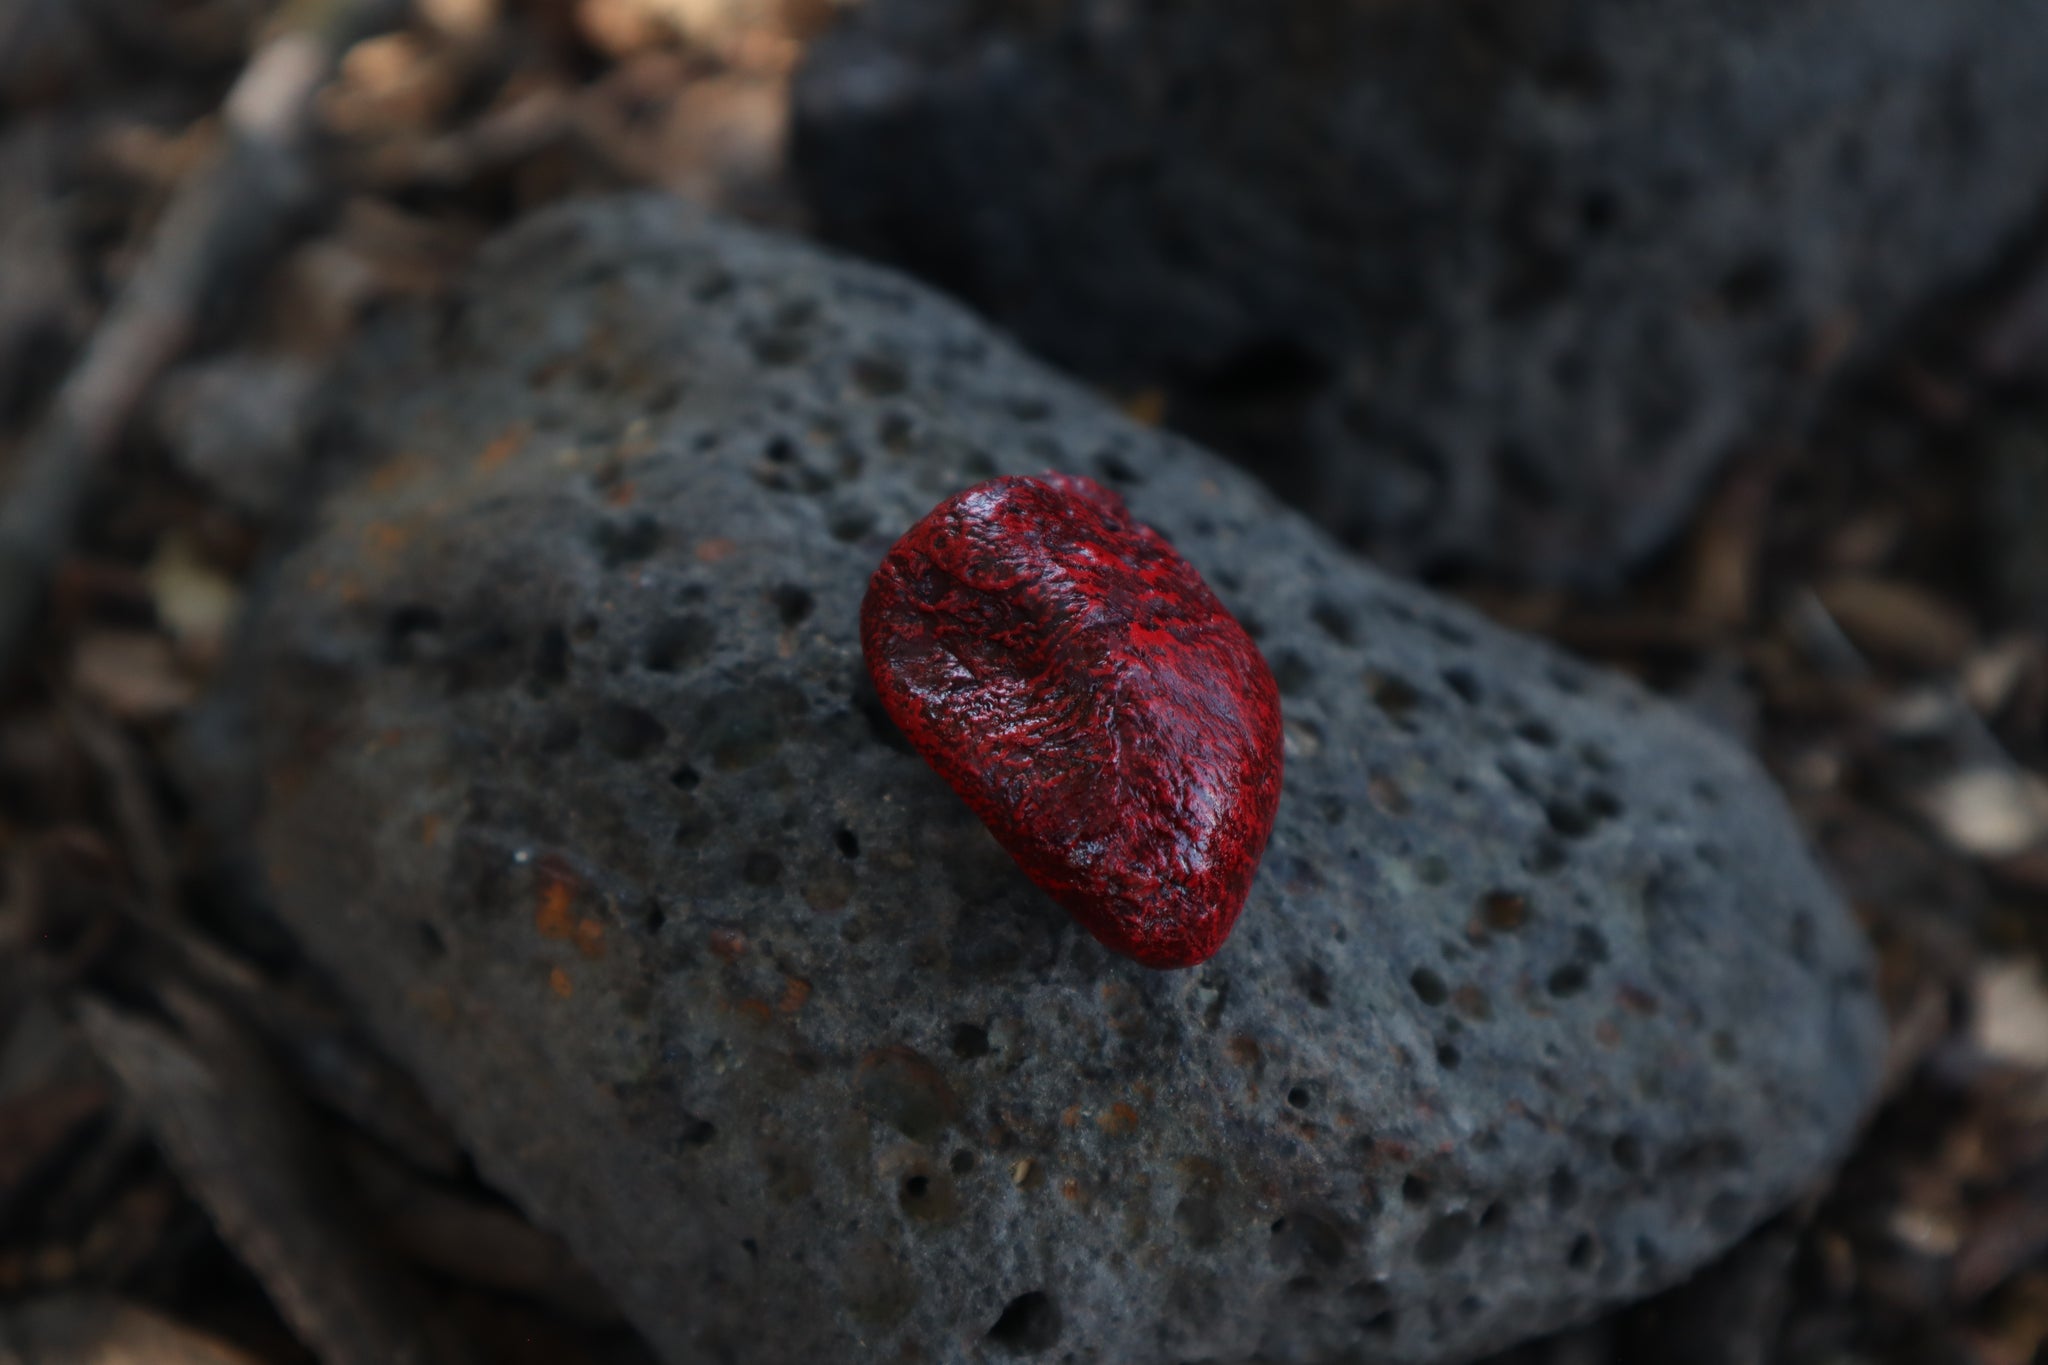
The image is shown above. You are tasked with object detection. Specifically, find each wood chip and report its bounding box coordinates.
[144,534,240,664]
[77,987,475,1365]
[344,1140,619,1322]
[1814,575,1976,671]
[0,1295,262,1365]
[1915,768,2048,859]
[0,1082,109,1229]
[1972,958,2048,1070]
[1954,1182,2048,1303]
[1684,459,1774,629]
[68,632,196,721]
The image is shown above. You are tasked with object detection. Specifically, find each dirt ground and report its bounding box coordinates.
[2,3,2047,1362]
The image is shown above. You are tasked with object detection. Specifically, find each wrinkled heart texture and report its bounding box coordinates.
[860,473,1284,968]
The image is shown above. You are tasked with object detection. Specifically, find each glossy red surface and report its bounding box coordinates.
[861,473,1283,968]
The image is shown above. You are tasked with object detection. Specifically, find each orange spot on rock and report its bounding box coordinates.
[1097,1102,1140,1136]
[1121,388,1167,426]
[411,984,457,1023]
[363,523,408,557]
[779,977,811,1013]
[1368,775,1409,814]
[535,864,577,940]
[573,917,606,959]
[694,537,738,564]
[1060,1105,1081,1129]
[1225,1036,1262,1069]
[475,424,529,473]
[548,967,573,999]
[527,354,574,387]
[419,814,443,846]
[1451,984,1493,1022]
[367,456,422,493]
[708,927,747,962]
[1617,985,1660,1016]
[605,480,637,508]
[1060,1178,1084,1203]
[736,998,775,1023]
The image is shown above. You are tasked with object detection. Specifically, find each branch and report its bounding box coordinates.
[0,0,409,680]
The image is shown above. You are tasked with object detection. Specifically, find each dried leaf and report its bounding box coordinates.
[1823,506,1907,572]
[144,534,240,663]
[69,633,196,721]
[77,990,476,1365]
[1965,634,2047,718]
[345,1141,618,1321]
[1916,768,2048,859]
[0,1295,263,1364]
[1972,959,2048,1070]
[1954,1185,2048,1303]
[322,32,467,138]
[1815,576,1976,671]
[1684,461,1773,629]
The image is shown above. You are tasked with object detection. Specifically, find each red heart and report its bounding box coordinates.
[861,473,1284,968]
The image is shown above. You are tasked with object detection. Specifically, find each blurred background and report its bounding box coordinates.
[1,0,2047,1361]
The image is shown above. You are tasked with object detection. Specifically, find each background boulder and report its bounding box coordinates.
[246,196,1884,1363]
[793,0,2048,582]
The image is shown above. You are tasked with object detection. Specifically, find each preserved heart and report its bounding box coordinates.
[860,473,1283,968]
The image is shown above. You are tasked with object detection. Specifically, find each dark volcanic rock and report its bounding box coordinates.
[791,0,2048,583]
[244,196,1883,1363]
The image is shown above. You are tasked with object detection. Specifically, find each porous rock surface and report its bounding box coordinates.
[245,196,1883,1364]
[792,0,2048,583]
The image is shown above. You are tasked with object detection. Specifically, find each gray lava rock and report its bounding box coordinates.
[244,195,1882,1364]
[791,0,2048,584]
[155,354,321,519]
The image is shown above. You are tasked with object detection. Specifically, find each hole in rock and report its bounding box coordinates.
[1546,963,1589,998]
[987,1291,1062,1355]
[1410,968,1448,1007]
[643,615,715,673]
[1479,891,1528,932]
[950,1023,991,1059]
[1311,599,1358,646]
[1612,1134,1644,1173]
[1370,673,1424,719]
[1416,1213,1471,1266]
[531,625,570,687]
[772,584,814,626]
[591,701,667,760]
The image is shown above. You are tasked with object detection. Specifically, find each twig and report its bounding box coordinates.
[76,984,474,1365]
[0,1295,266,1365]
[0,0,409,681]
[61,697,466,1175]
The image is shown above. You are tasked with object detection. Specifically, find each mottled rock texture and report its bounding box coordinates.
[792,0,2048,583]
[245,196,1883,1364]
